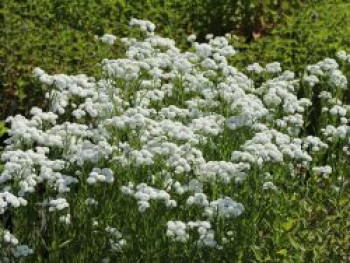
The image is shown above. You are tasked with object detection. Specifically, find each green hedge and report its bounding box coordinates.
[0,0,347,120]
[231,1,350,73]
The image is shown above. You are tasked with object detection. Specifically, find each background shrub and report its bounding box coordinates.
[0,0,308,120]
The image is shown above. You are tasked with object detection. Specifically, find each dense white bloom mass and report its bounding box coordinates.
[0,18,349,259]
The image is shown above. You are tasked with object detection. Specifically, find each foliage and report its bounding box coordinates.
[1,0,308,120]
[231,1,350,74]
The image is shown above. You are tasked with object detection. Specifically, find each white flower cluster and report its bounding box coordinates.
[232,129,313,166]
[166,221,188,242]
[0,192,27,214]
[98,34,117,45]
[305,58,348,89]
[3,230,19,246]
[196,161,249,183]
[167,220,217,247]
[129,18,156,32]
[47,198,69,212]
[85,197,98,206]
[105,227,126,252]
[336,50,350,62]
[205,197,244,218]
[11,245,34,258]
[121,183,177,212]
[87,168,114,185]
[59,213,71,225]
[165,178,203,195]
[321,124,349,141]
[2,230,33,259]
[312,165,332,178]
[303,136,328,152]
[246,63,264,74]
[187,221,216,247]
[328,104,348,118]
[266,62,282,74]
[186,193,209,207]
[263,181,278,191]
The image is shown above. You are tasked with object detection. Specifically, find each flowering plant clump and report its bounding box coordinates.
[0,19,349,262]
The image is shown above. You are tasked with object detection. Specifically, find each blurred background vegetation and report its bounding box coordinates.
[0,0,349,127]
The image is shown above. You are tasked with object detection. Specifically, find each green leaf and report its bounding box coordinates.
[289,235,304,251]
[59,239,73,248]
[252,245,263,261]
[277,248,288,257]
[281,218,295,231]
[0,122,6,137]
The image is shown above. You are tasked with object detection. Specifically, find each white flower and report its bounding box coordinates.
[247,63,264,74]
[129,18,156,32]
[48,198,69,212]
[303,75,319,87]
[59,214,71,225]
[186,193,209,207]
[85,198,98,206]
[12,245,34,258]
[329,69,347,89]
[312,165,332,178]
[266,62,282,73]
[206,197,244,218]
[263,182,277,191]
[3,231,19,246]
[336,50,347,61]
[99,34,117,45]
[205,34,214,40]
[187,34,197,43]
[166,221,188,242]
[32,67,45,78]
